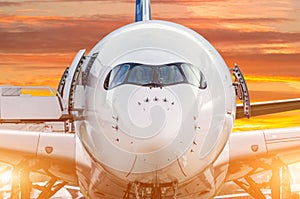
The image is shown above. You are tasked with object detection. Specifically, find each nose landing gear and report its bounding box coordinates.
[123,181,178,199]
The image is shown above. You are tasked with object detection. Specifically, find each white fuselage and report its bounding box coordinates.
[75,20,236,198]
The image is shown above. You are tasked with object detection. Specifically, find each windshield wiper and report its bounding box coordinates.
[142,83,164,88]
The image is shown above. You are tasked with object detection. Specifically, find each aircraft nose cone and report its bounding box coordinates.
[94,84,201,173]
[127,103,166,139]
[113,87,182,153]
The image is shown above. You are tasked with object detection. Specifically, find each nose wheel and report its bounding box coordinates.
[123,181,178,199]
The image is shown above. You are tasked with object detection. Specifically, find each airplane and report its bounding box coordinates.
[0,0,299,198]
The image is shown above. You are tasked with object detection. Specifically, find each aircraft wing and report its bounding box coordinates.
[0,130,77,184]
[228,98,300,183]
[236,98,300,119]
[225,127,300,188]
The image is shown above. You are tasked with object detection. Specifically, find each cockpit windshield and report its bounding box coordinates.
[127,65,153,85]
[158,65,184,85]
[104,63,207,90]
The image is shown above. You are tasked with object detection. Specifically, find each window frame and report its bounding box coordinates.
[103,62,207,90]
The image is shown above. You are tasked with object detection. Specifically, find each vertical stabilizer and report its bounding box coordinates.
[135,0,151,22]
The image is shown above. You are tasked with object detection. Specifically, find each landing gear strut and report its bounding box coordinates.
[234,159,292,199]
[10,160,67,199]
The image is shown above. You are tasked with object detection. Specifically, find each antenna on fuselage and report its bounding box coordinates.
[135,0,151,22]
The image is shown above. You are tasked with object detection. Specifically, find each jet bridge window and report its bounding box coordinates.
[104,63,207,90]
[83,52,99,85]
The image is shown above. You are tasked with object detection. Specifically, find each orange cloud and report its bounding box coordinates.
[0,53,75,88]
[0,14,130,53]
[0,2,21,7]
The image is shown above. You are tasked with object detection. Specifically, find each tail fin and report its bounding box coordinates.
[135,0,151,22]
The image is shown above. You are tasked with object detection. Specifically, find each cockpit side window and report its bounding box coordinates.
[181,63,207,89]
[104,64,130,89]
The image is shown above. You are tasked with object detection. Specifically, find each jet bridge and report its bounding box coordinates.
[0,86,63,121]
[0,49,87,133]
[0,86,70,133]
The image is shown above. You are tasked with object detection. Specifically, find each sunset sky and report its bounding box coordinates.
[0,0,299,131]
